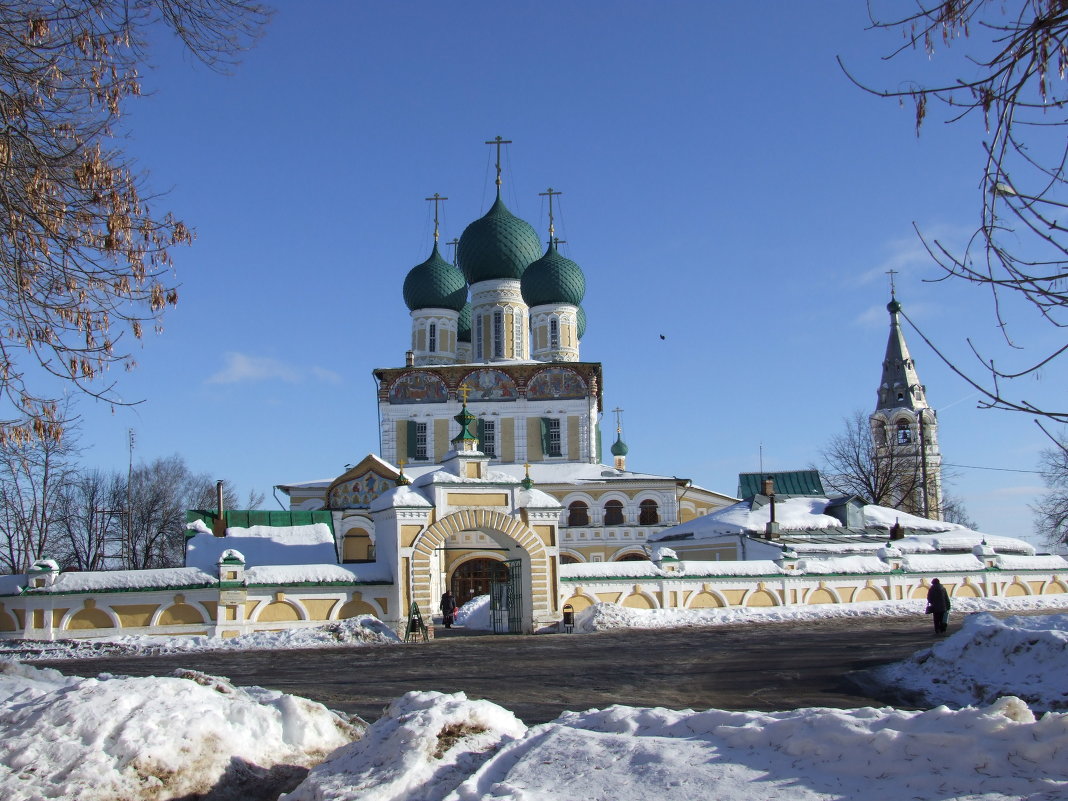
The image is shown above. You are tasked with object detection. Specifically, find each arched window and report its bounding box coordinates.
[896,419,912,444]
[638,499,659,525]
[549,318,559,349]
[603,500,624,525]
[428,323,437,353]
[559,553,579,565]
[616,552,646,562]
[568,500,589,527]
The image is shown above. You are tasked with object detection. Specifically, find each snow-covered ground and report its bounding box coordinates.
[3,604,1068,799]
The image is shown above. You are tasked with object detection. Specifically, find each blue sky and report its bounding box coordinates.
[62,1,1063,546]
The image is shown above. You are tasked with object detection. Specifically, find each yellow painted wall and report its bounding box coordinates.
[159,603,206,625]
[67,607,113,629]
[259,601,300,622]
[304,599,335,621]
[502,418,515,462]
[527,417,543,460]
[623,593,653,609]
[396,421,408,459]
[448,492,509,507]
[746,589,779,607]
[534,525,555,546]
[806,588,837,605]
[688,591,724,608]
[113,604,159,628]
[401,525,424,548]
[0,607,15,631]
[567,416,579,460]
[435,419,449,462]
[343,532,372,561]
[51,608,68,627]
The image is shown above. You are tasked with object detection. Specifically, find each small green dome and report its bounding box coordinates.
[403,244,467,312]
[610,434,629,457]
[457,302,471,343]
[520,241,586,307]
[576,306,586,339]
[887,297,902,314]
[456,193,542,284]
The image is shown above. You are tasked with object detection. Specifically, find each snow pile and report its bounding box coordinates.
[245,563,392,584]
[875,612,1068,712]
[573,594,1068,633]
[901,553,986,573]
[25,567,217,594]
[796,556,889,574]
[283,690,525,801]
[0,661,360,801]
[186,523,338,570]
[0,616,400,662]
[453,595,492,630]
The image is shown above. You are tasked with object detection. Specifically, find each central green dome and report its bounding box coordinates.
[521,241,586,307]
[403,244,467,312]
[456,193,542,284]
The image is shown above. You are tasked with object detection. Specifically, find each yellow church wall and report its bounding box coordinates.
[746,589,779,607]
[623,592,654,609]
[258,601,301,622]
[501,418,515,462]
[303,599,335,621]
[0,606,15,632]
[396,421,408,459]
[527,418,543,460]
[435,419,450,462]
[401,525,424,548]
[51,608,68,627]
[447,492,509,507]
[67,606,114,630]
[567,416,579,460]
[113,604,159,628]
[159,603,206,626]
[533,525,555,546]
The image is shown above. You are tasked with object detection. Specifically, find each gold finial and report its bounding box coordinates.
[612,406,625,435]
[425,193,448,243]
[539,187,562,242]
[458,383,472,404]
[398,458,406,470]
[446,237,459,265]
[485,136,512,187]
[886,268,899,298]
[523,462,531,475]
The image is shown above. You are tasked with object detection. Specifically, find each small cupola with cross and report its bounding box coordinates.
[443,383,490,479]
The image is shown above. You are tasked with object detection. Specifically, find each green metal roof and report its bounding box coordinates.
[577,305,586,339]
[520,241,586,307]
[456,193,542,284]
[402,243,468,312]
[457,302,472,342]
[737,470,825,498]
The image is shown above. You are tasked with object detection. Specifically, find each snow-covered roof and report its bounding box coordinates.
[186,524,337,570]
[796,556,891,575]
[245,564,392,585]
[369,485,432,512]
[652,496,1036,556]
[995,554,1068,571]
[26,567,217,594]
[560,559,787,580]
[0,575,25,596]
[901,553,987,573]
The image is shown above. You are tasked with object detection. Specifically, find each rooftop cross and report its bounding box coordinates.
[445,237,459,265]
[612,406,625,434]
[425,192,448,242]
[485,136,512,187]
[539,187,562,241]
[458,383,472,404]
[886,268,899,298]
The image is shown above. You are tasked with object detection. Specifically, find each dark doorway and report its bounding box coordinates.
[451,558,507,607]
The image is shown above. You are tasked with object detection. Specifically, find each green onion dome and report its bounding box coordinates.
[457,302,471,343]
[610,434,629,457]
[456,193,542,284]
[520,241,586,307]
[577,306,586,339]
[402,244,468,313]
[887,297,902,314]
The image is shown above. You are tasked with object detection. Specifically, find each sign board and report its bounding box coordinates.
[219,590,247,606]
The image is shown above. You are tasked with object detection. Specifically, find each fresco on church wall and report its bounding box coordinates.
[388,372,448,404]
[463,369,517,401]
[330,472,394,508]
[527,367,587,399]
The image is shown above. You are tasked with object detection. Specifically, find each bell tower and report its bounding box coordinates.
[870,283,943,519]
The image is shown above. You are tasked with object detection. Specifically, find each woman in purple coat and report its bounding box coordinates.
[926,578,951,634]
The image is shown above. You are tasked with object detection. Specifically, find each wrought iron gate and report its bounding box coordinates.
[490,559,523,634]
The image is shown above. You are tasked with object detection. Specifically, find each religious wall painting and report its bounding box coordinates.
[329,472,394,509]
[463,369,517,402]
[388,372,448,404]
[527,367,587,400]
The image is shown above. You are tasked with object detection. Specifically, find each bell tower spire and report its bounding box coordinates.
[870,287,943,519]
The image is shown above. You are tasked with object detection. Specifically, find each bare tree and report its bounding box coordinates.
[843,2,1068,427]
[0,415,79,572]
[819,410,923,506]
[1035,436,1068,548]
[54,468,127,570]
[0,1,269,444]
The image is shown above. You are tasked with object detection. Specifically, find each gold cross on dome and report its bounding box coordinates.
[485,136,512,186]
[458,384,472,404]
[425,193,448,242]
[539,187,562,240]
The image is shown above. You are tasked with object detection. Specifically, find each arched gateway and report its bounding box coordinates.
[410,508,556,634]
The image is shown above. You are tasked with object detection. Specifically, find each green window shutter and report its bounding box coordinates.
[406,420,418,460]
[540,417,551,454]
[477,419,486,451]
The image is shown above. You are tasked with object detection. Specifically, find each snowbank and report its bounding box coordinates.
[875,612,1068,712]
[454,595,492,630]
[0,662,360,801]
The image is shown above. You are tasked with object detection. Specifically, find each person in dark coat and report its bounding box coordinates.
[439,591,458,629]
[926,578,951,634]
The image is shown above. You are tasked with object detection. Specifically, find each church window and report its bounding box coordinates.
[514,311,522,355]
[478,419,496,458]
[568,501,589,526]
[428,323,437,353]
[604,500,624,525]
[414,422,428,460]
[549,318,559,349]
[493,310,504,359]
[896,419,911,444]
[560,553,579,565]
[639,499,659,525]
[475,315,483,359]
[541,417,562,457]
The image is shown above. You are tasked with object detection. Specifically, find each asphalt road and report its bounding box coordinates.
[36,612,999,724]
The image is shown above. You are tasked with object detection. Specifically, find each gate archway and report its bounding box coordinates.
[451,557,506,605]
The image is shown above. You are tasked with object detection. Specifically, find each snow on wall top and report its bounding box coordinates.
[245,564,392,585]
[901,553,987,573]
[995,554,1068,571]
[0,575,25,595]
[369,485,432,513]
[28,567,218,593]
[186,524,337,570]
[560,560,787,580]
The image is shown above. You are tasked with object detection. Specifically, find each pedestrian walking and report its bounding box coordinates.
[925,578,951,635]
[439,591,458,629]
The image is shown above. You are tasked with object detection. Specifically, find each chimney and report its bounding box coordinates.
[762,476,775,496]
[405,350,415,367]
[214,479,226,537]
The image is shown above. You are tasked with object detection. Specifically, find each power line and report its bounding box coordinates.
[942,462,1041,474]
